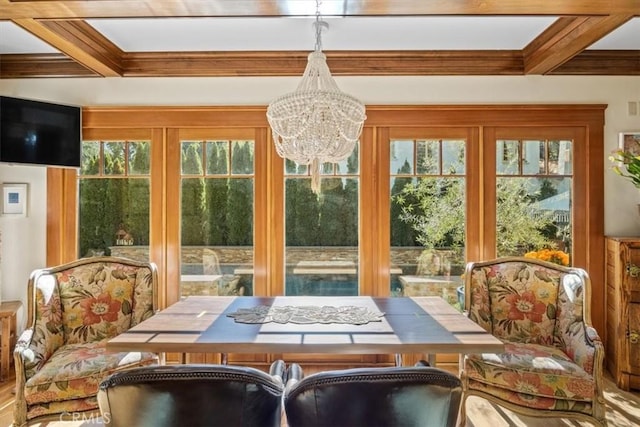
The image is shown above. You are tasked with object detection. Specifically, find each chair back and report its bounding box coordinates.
[98,364,284,427]
[23,256,157,377]
[464,256,591,349]
[284,366,462,427]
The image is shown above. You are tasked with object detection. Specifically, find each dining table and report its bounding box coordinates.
[107,295,504,358]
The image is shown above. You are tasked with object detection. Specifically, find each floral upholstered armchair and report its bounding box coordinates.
[13,256,160,426]
[460,257,606,427]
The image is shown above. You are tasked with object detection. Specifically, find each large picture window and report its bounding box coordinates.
[56,105,604,338]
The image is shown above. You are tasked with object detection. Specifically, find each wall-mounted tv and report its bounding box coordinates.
[0,96,82,168]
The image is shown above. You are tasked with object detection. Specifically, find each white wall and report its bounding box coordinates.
[0,164,46,328]
[1,75,640,326]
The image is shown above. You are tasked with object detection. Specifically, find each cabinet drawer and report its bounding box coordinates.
[624,245,640,299]
[629,303,640,374]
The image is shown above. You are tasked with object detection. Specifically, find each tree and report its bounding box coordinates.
[341,150,359,246]
[395,175,556,255]
[105,155,127,248]
[286,167,320,246]
[496,177,555,255]
[128,142,150,245]
[396,176,465,249]
[226,143,253,245]
[181,143,206,245]
[390,160,418,246]
[318,177,346,246]
[205,143,229,245]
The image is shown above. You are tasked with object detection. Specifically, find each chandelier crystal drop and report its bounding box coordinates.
[266,1,366,194]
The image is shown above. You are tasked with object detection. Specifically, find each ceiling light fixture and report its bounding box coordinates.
[266,0,366,194]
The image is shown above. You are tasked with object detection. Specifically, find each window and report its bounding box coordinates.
[495,137,573,261]
[179,139,255,298]
[78,139,150,260]
[284,146,360,296]
[389,137,466,308]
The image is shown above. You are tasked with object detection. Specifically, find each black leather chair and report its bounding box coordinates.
[284,363,462,427]
[97,361,285,427]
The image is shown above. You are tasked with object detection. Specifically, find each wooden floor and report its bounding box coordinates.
[1,367,638,427]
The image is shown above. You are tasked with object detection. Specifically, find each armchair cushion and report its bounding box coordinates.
[465,342,595,404]
[25,340,156,406]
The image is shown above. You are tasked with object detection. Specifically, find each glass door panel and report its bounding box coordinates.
[390,138,466,309]
[179,139,255,298]
[495,138,573,264]
[284,146,359,296]
[78,139,150,261]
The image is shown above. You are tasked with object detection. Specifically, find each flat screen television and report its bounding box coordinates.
[0,96,82,168]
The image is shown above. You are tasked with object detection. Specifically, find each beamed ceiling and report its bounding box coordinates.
[0,0,639,78]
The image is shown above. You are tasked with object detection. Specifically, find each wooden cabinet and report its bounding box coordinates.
[0,300,21,381]
[605,237,640,391]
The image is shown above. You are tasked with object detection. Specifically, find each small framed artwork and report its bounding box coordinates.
[2,183,28,217]
[619,131,640,156]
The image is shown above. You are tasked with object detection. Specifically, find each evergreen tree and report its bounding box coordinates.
[105,155,127,248]
[128,142,150,245]
[538,178,558,200]
[205,143,229,245]
[181,143,206,245]
[285,177,300,245]
[318,177,345,245]
[390,160,417,246]
[341,150,359,246]
[293,176,320,245]
[78,152,109,256]
[226,143,253,245]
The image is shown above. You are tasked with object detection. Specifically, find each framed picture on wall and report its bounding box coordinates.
[2,183,28,217]
[619,131,640,156]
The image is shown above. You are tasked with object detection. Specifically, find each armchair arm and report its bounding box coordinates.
[13,325,61,381]
[560,321,603,376]
[13,328,34,384]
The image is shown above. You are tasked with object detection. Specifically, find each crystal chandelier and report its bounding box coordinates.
[266,0,366,194]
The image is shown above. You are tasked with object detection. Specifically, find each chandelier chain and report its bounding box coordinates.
[315,0,321,51]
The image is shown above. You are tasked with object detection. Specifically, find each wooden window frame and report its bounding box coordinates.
[47,104,605,336]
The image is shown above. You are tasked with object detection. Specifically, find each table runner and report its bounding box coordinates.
[227,305,385,325]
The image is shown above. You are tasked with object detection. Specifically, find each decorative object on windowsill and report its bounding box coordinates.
[115,223,134,246]
[266,0,366,194]
[524,248,570,266]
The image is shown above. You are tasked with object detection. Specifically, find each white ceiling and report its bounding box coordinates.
[1,16,639,55]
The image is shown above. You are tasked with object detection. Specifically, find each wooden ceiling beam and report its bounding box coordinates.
[3,49,637,78]
[121,50,524,77]
[1,0,639,19]
[10,19,124,77]
[0,53,98,78]
[523,15,634,75]
[551,50,640,75]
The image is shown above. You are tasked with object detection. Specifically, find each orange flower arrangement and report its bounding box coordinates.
[524,248,570,266]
